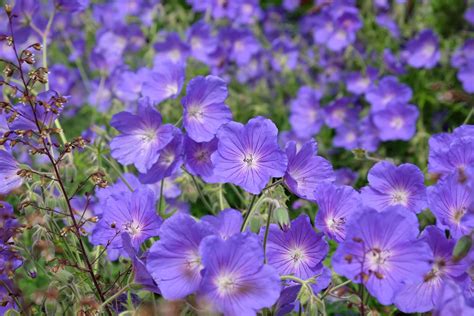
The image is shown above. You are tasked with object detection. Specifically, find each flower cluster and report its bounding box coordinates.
[1,0,474,315]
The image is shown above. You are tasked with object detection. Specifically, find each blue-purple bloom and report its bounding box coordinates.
[182,75,232,142]
[361,161,427,213]
[366,76,412,112]
[404,29,441,69]
[139,129,183,184]
[332,206,432,305]
[153,32,190,65]
[91,188,162,260]
[184,136,218,182]
[0,150,22,195]
[110,106,176,173]
[264,214,329,281]
[394,226,468,313]
[212,117,288,194]
[198,234,280,315]
[428,172,474,239]
[141,62,185,104]
[428,125,474,178]
[202,208,243,239]
[289,86,324,139]
[284,140,334,199]
[146,213,214,300]
[372,103,419,141]
[313,182,361,242]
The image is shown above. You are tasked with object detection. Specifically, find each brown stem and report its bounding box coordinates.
[7,14,111,315]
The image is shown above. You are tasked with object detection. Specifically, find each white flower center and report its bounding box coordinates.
[215,273,238,295]
[390,116,405,130]
[243,153,257,168]
[168,49,181,62]
[165,83,178,97]
[187,105,204,121]
[140,128,157,142]
[390,188,409,206]
[124,220,141,236]
[288,247,306,264]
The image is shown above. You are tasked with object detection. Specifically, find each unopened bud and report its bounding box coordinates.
[453,235,472,262]
[273,207,290,231]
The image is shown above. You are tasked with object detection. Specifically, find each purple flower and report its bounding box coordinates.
[361,161,427,213]
[270,38,299,72]
[458,63,474,93]
[394,226,468,313]
[375,14,400,38]
[465,7,474,25]
[90,188,162,260]
[187,21,217,64]
[141,62,185,104]
[284,140,334,199]
[345,67,378,95]
[433,280,474,315]
[113,69,146,102]
[366,76,412,112]
[289,86,324,139]
[383,49,406,75]
[372,103,419,141]
[121,233,160,294]
[313,182,361,242]
[202,208,243,239]
[264,214,328,280]
[110,106,176,173]
[0,201,19,242]
[229,30,261,66]
[146,213,214,300]
[428,125,474,177]
[404,29,440,69]
[428,173,474,239]
[333,124,358,150]
[324,97,359,128]
[332,206,432,305]
[184,136,218,182]
[197,234,280,315]
[182,75,232,142]
[212,117,288,194]
[153,33,190,65]
[334,167,358,186]
[139,130,183,184]
[0,150,22,195]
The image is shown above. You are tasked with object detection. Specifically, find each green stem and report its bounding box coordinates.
[101,155,133,192]
[240,194,259,232]
[190,174,213,211]
[263,206,274,264]
[464,105,474,124]
[218,184,225,210]
[158,178,165,215]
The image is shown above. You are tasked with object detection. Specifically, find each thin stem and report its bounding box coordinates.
[218,184,225,210]
[158,178,165,215]
[190,174,213,211]
[101,155,133,192]
[240,194,259,232]
[464,105,473,124]
[263,205,274,264]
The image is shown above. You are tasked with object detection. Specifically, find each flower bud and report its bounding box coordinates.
[272,206,290,231]
[453,235,472,262]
